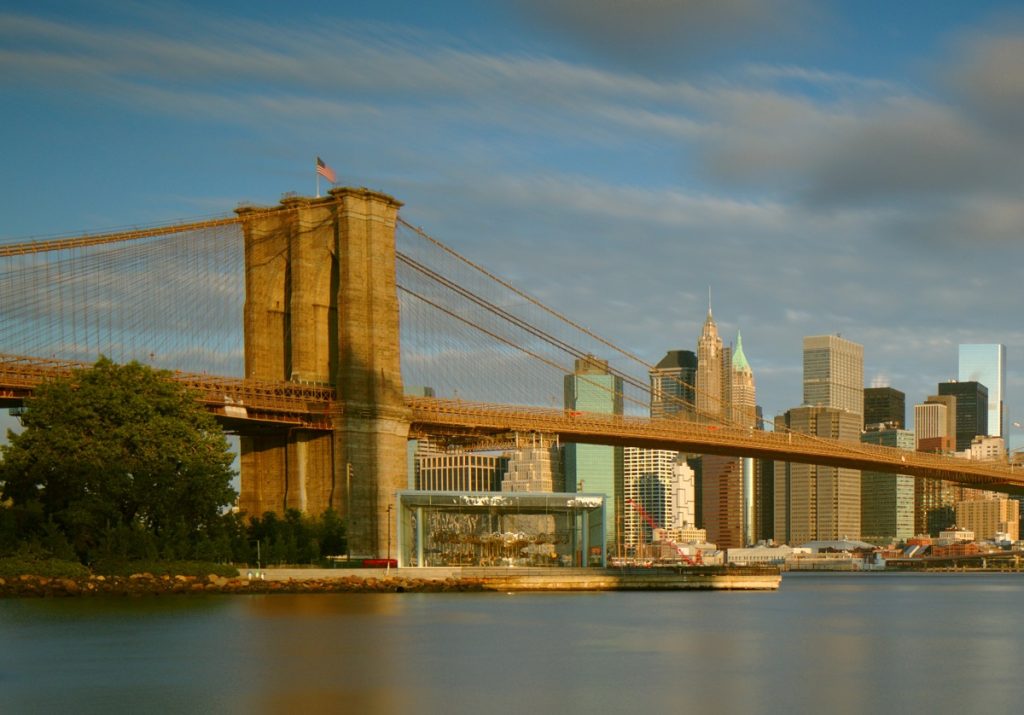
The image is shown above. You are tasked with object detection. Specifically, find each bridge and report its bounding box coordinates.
[2,187,1022,557]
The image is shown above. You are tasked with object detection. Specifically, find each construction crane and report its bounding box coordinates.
[625,498,702,566]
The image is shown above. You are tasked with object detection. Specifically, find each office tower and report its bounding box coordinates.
[696,305,723,420]
[649,350,697,419]
[755,459,775,543]
[864,386,905,429]
[730,332,757,428]
[936,381,989,452]
[501,434,563,493]
[917,396,956,453]
[803,335,864,417]
[774,406,862,545]
[914,398,957,535]
[564,355,624,552]
[959,344,1006,439]
[860,429,915,545]
[623,448,691,550]
[699,330,758,549]
[702,454,746,549]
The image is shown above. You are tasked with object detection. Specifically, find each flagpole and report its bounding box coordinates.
[316,159,321,198]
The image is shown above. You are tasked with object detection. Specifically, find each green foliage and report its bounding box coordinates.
[89,559,239,578]
[0,358,237,563]
[245,509,347,566]
[0,556,90,580]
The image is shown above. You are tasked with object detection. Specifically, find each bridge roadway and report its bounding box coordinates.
[3,354,1023,493]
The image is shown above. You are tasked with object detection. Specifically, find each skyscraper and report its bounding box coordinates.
[563,355,624,552]
[860,428,915,544]
[864,386,905,429]
[803,335,864,417]
[958,344,1006,439]
[730,332,757,428]
[696,305,723,420]
[649,349,697,419]
[623,448,692,550]
[774,406,862,544]
[937,381,988,452]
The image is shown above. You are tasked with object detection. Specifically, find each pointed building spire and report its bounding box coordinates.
[733,330,751,373]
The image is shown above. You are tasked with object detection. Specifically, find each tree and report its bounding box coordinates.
[0,358,237,561]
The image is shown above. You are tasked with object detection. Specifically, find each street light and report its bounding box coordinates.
[386,503,394,574]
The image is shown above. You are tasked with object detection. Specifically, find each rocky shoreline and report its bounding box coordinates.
[0,573,487,598]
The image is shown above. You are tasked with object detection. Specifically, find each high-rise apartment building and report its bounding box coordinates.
[623,448,693,550]
[564,355,624,551]
[803,335,864,417]
[958,344,1006,439]
[649,350,697,419]
[956,497,1019,542]
[774,405,862,545]
[937,381,988,452]
[860,428,915,544]
[864,386,905,429]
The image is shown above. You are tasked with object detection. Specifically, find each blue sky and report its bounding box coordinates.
[2,0,1023,449]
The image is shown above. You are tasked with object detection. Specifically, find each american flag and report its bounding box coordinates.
[316,157,336,183]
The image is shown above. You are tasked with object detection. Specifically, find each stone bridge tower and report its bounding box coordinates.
[236,187,410,558]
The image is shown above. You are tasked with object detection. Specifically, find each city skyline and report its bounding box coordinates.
[1,2,1021,453]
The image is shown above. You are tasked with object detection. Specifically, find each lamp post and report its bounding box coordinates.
[386,503,394,574]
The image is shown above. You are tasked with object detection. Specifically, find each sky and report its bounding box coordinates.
[2,0,1023,451]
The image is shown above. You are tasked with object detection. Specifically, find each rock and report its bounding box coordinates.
[60,579,79,593]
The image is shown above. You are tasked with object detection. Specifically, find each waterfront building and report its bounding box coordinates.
[955,497,1020,542]
[937,381,988,452]
[864,386,905,429]
[803,335,864,418]
[774,406,862,545]
[727,544,802,566]
[563,355,624,552]
[860,428,915,545]
[649,349,697,419]
[958,343,1006,439]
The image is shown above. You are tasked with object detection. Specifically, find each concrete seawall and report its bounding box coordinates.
[255,566,781,591]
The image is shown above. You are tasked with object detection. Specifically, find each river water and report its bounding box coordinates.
[2,572,1023,714]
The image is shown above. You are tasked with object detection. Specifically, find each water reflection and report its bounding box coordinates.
[2,576,1024,714]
